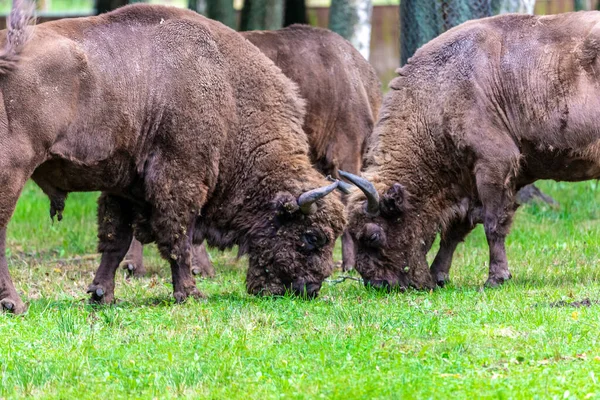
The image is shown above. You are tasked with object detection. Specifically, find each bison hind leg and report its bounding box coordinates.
[87,194,135,304]
[121,237,147,278]
[191,243,215,278]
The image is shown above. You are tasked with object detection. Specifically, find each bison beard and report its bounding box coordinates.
[345,12,600,290]
[120,24,383,278]
[0,2,345,313]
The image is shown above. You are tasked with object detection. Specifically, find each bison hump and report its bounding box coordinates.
[580,22,600,68]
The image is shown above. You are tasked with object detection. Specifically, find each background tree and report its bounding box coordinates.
[240,0,284,30]
[284,0,308,26]
[95,0,127,15]
[207,0,236,28]
[491,0,536,13]
[400,0,491,66]
[328,0,373,60]
[399,0,439,66]
[188,0,207,14]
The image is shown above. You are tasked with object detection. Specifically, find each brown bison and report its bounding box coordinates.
[0,1,345,313]
[121,24,382,278]
[343,12,600,290]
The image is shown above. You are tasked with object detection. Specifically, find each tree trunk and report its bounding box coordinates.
[574,0,589,11]
[400,0,491,66]
[400,0,439,66]
[240,0,284,30]
[329,0,373,60]
[188,0,207,14]
[491,0,536,14]
[441,0,491,33]
[95,0,127,15]
[265,0,284,30]
[207,0,236,28]
[284,0,308,26]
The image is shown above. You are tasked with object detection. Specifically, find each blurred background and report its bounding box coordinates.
[0,0,598,85]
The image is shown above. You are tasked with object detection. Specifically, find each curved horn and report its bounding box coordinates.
[297,180,339,214]
[326,175,353,195]
[338,170,380,215]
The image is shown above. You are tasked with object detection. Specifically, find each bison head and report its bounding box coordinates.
[341,171,435,291]
[244,179,346,298]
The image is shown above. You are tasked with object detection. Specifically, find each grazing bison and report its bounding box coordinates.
[0,1,345,313]
[121,24,382,277]
[343,12,600,290]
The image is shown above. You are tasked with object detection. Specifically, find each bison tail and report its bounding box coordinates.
[0,0,35,75]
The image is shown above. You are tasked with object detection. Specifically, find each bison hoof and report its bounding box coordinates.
[0,297,26,314]
[191,267,216,279]
[173,288,206,303]
[87,284,113,304]
[122,262,147,278]
[173,291,187,303]
[433,272,449,288]
[341,262,353,272]
[484,273,512,288]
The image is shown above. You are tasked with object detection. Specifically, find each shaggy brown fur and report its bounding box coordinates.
[123,24,382,277]
[0,2,345,313]
[345,11,600,290]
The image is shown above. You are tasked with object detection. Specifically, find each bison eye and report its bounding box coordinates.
[360,223,385,248]
[302,231,327,251]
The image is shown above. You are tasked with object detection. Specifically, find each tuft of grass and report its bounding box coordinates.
[0,180,599,398]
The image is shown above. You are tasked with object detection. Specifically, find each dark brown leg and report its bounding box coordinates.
[191,243,215,278]
[430,218,476,287]
[0,164,33,314]
[476,163,518,287]
[87,194,134,304]
[154,219,205,302]
[341,230,356,272]
[145,164,206,302]
[121,237,147,278]
[0,229,25,313]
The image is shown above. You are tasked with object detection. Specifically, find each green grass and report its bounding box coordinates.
[0,180,599,398]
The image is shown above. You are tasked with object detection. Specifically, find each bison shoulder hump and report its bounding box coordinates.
[580,22,600,67]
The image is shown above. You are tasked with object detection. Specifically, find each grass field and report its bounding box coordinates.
[0,180,599,398]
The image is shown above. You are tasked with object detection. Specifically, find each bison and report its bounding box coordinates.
[343,12,600,290]
[0,1,345,313]
[121,24,382,278]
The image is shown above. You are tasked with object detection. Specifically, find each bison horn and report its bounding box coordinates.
[338,170,380,215]
[326,175,353,195]
[297,180,339,214]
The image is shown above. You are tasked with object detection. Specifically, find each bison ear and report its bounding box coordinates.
[273,192,300,218]
[380,183,408,217]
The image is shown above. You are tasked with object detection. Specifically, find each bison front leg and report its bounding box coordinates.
[191,243,215,278]
[146,179,206,302]
[475,156,519,288]
[0,164,36,314]
[121,237,147,278]
[430,217,476,287]
[88,194,134,304]
[153,218,205,303]
[0,229,26,313]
